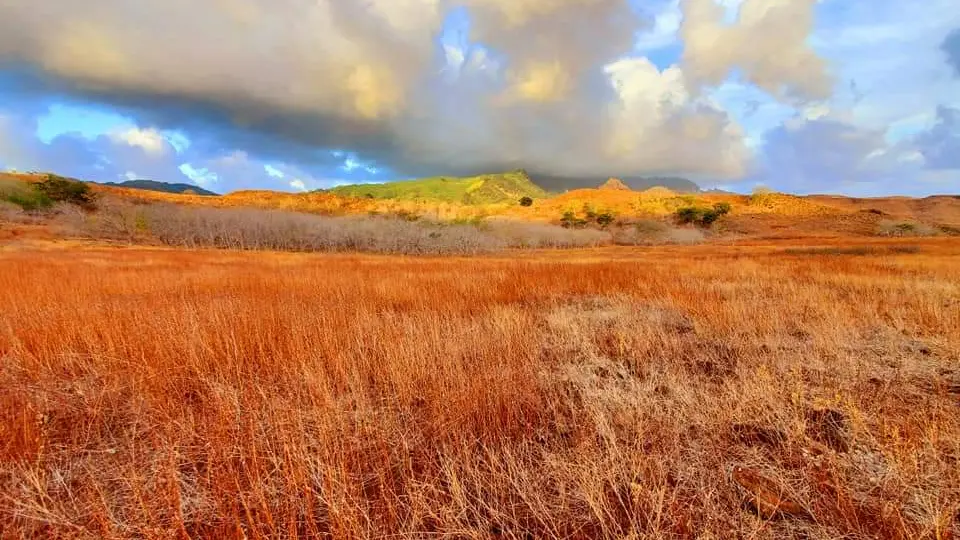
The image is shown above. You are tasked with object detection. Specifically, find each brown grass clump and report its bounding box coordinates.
[1,239,959,538]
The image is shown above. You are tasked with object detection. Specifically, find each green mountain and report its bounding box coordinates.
[327,170,548,205]
[102,180,219,196]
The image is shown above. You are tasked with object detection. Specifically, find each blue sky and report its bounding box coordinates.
[0,0,958,195]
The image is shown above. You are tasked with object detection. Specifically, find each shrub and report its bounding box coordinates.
[877,220,939,237]
[674,202,730,227]
[34,175,95,208]
[139,205,507,255]
[519,196,534,207]
[62,196,150,242]
[0,177,53,211]
[0,200,26,221]
[674,206,703,225]
[595,213,615,228]
[613,220,705,245]
[2,190,52,211]
[485,220,611,248]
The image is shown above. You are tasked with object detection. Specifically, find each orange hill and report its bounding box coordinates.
[5,171,960,235]
[598,178,631,191]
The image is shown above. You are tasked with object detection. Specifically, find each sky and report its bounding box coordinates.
[0,0,958,196]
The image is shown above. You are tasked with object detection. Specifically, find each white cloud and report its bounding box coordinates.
[1,0,956,196]
[680,0,831,102]
[289,179,307,191]
[178,163,218,187]
[109,127,168,156]
[602,57,748,179]
[264,164,284,178]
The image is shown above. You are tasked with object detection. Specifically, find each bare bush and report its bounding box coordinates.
[48,197,147,242]
[485,219,612,248]
[877,219,939,237]
[613,220,706,245]
[0,200,26,222]
[142,204,507,255]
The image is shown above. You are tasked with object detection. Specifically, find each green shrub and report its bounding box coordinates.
[595,213,615,228]
[3,190,52,211]
[674,206,703,225]
[0,177,53,211]
[519,196,534,207]
[675,202,730,228]
[698,209,722,226]
[34,175,94,208]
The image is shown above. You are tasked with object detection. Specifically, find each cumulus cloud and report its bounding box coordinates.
[5,0,950,197]
[680,0,831,102]
[744,107,960,196]
[109,128,168,156]
[0,0,834,186]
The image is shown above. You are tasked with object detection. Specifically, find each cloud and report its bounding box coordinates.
[0,94,370,192]
[743,107,960,196]
[943,28,960,76]
[289,179,307,191]
[915,106,960,170]
[680,0,831,102]
[109,127,168,156]
[0,0,774,185]
[0,0,954,196]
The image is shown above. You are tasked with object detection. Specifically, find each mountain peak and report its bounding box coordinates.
[599,177,631,191]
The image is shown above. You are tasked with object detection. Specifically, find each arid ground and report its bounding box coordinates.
[2,238,959,539]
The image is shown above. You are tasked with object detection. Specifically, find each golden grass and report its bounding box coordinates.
[2,240,960,538]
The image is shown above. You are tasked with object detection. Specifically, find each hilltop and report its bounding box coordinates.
[598,178,631,191]
[327,170,548,205]
[100,180,219,196]
[531,173,700,193]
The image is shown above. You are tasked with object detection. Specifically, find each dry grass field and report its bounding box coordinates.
[2,238,959,539]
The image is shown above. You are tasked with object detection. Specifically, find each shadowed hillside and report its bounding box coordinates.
[530,173,701,193]
[100,180,219,196]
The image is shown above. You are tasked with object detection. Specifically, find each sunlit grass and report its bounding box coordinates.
[1,240,959,538]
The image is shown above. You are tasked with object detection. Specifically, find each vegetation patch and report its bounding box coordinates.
[328,169,548,205]
[782,245,921,256]
[673,202,731,227]
[877,219,939,237]
[1,174,95,211]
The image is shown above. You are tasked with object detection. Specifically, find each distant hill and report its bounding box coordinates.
[599,178,631,191]
[529,173,700,193]
[327,170,548,205]
[101,180,219,196]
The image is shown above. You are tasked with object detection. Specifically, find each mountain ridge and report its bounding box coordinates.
[100,180,219,196]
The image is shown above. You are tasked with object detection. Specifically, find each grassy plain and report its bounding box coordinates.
[2,238,959,538]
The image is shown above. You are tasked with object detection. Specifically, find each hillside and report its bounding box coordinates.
[100,180,218,196]
[530,173,700,193]
[327,170,548,205]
